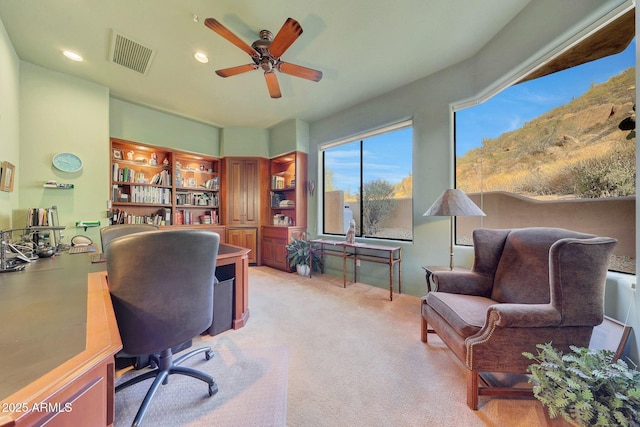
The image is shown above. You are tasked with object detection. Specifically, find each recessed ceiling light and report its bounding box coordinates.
[194,52,209,63]
[63,50,83,62]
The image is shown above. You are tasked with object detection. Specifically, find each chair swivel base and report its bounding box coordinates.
[116,346,218,427]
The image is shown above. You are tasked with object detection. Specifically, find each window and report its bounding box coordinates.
[455,36,635,273]
[322,121,413,241]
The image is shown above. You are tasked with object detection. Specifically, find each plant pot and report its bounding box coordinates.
[296,264,310,276]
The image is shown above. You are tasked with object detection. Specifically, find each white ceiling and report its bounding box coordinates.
[0,0,532,129]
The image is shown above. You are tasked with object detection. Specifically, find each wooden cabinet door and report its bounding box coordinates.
[244,159,259,225]
[227,228,257,264]
[273,239,290,271]
[227,159,259,226]
[228,159,244,225]
[262,236,275,266]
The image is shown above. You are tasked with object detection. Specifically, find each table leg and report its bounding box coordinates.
[353,248,357,284]
[388,251,393,301]
[342,246,346,288]
[398,248,402,294]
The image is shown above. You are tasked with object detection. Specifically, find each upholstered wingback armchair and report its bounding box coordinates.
[421,227,617,409]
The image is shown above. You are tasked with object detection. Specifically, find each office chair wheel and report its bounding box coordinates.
[205,349,214,360]
[208,383,219,397]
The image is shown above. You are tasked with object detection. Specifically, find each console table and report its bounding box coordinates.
[309,239,402,301]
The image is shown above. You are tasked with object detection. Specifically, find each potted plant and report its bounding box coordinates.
[523,343,640,427]
[285,232,323,276]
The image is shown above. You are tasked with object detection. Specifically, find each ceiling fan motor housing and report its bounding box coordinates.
[253,30,277,71]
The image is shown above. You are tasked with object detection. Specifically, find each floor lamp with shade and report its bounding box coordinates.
[423,189,486,270]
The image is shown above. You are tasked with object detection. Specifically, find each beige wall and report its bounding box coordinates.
[18,62,110,244]
[458,192,635,258]
[0,16,20,229]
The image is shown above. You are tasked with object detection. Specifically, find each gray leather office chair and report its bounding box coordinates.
[106,229,220,427]
[100,223,159,252]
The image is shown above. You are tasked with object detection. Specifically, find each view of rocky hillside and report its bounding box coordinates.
[456,67,636,199]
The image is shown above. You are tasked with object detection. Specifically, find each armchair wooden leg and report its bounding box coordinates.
[467,369,479,410]
[421,316,429,343]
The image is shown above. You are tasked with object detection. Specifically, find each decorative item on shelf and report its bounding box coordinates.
[149,153,158,166]
[44,181,74,189]
[523,343,640,427]
[163,157,169,166]
[279,199,295,207]
[75,220,100,231]
[285,232,323,276]
[126,151,134,161]
[113,149,123,160]
[423,188,485,270]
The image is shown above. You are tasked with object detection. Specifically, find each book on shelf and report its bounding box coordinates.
[271,175,286,189]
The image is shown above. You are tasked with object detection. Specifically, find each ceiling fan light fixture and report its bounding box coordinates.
[62,50,83,62]
[194,52,209,63]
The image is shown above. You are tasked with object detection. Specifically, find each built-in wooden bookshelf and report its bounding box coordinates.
[268,152,307,227]
[262,151,307,271]
[109,138,221,226]
[174,152,220,225]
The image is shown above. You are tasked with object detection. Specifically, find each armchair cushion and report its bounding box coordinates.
[426,293,492,338]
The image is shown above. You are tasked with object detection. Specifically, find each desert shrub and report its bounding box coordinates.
[567,145,636,198]
[358,179,397,236]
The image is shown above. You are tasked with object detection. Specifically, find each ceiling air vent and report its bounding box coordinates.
[109,30,155,74]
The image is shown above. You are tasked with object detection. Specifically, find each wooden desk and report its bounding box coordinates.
[309,239,402,301]
[0,254,122,427]
[215,243,251,329]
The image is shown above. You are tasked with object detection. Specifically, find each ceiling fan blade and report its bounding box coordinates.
[205,18,259,58]
[264,71,282,98]
[277,62,323,82]
[269,18,303,58]
[215,64,258,78]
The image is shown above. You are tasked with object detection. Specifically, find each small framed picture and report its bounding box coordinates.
[112,149,123,160]
[0,161,15,192]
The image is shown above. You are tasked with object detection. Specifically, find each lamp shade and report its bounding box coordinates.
[423,189,486,217]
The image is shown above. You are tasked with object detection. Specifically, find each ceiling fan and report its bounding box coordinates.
[205,17,322,98]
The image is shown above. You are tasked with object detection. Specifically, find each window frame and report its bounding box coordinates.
[320,119,414,242]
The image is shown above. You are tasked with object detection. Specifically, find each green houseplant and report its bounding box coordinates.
[523,343,640,427]
[285,232,323,276]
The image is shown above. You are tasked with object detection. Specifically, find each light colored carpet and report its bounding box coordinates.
[114,346,288,427]
[115,266,552,426]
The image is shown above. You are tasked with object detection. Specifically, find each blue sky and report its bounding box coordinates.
[456,38,636,156]
[324,127,413,193]
[325,38,636,193]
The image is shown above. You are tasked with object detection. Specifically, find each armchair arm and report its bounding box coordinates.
[431,271,493,297]
[488,303,561,328]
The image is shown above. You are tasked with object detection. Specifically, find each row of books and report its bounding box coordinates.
[26,208,56,227]
[271,175,286,189]
[129,186,172,205]
[150,170,171,186]
[175,192,219,207]
[174,209,219,225]
[112,163,172,185]
[109,208,170,226]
